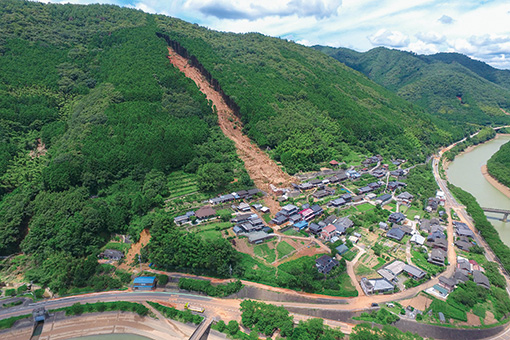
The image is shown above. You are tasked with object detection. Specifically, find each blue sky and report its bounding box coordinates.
[39,0,510,69]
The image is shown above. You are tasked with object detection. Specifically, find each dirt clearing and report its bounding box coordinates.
[399,293,433,311]
[166,47,295,214]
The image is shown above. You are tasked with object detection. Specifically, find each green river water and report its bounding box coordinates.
[447,134,510,246]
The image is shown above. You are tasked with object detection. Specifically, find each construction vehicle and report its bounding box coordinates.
[184,302,204,313]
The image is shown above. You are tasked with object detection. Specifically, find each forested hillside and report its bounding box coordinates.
[0,0,473,294]
[487,141,510,188]
[0,0,248,292]
[316,46,510,127]
[154,18,464,172]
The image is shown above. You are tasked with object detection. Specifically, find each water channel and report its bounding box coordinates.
[447,134,510,246]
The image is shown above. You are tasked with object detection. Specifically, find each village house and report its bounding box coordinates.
[410,233,425,245]
[247,231,275,244]
[329,198,346,207]
[397,191,414,204]
[455,239,473,252]
[294,220,308,230]
[386,227,405,241]
[299,208,316,221]
[428,248,447,266]
[379,222,389,230]
[403,264,426,280]
[352,194,365,202]
[358,186,373,194]
[387,181,406,191]
[360,277,394,295]
[341,193,352,202]
[288,213,303,224]
[100,249,124,261]
[310,204,323,217]
[439,276,456,292]
[473,270,491,289]
[174,214,190,225]
[372,169,386,178]
[308,223,323,234]
[313,189,335,199]
[419,219,431,233]
[346,170,361,179]
[271,213,288,225]
[376,193,392,205]
[316,255,339,274]
[323,215,338,225]
[281,204,299,216]
[378,260,406,282]
[336,244,349,255]
[430,238,448,251]
[388,212,406,224]
[231,213,253,224]
[425,197,441,212]
[390,169,405,177]
[321,224,337,241]
[454,222,475,238]
[237,202,251,212]
[195,206,216,220]
[298,182,314,191]
[452,269,469,284]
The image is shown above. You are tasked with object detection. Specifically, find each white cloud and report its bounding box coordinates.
[368,29,409,48]
[416,32,446,44]
[189,0,342,20]
[30,0,510,69]
[448,38,477,54]
[407,40,440,55]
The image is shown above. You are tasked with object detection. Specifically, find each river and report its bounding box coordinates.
[447,135,510,246]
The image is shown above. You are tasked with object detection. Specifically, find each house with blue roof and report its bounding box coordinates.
[294,220,308,230]
[133,276,157,290]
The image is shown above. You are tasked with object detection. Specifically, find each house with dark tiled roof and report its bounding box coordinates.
[329,198,346,207]
[310,204,323,216]
[428,248,446,266]
[388,212,406,224]
[403,264,426,280]
[386,227,405,241]
[316,255,339,275]
[340,193,352,202]
[308,223,323,234]
[376,193,392,205]
[430,238,448,251]
[455,240,473,252]
[473,270,490,289]
[439,276,456,292]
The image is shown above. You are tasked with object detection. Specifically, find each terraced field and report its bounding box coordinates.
[167,171,200,200]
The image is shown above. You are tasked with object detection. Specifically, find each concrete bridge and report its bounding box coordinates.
[482,207,510,222]
[189,317,213,340]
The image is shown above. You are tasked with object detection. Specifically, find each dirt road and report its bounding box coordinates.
[166,47,295,214]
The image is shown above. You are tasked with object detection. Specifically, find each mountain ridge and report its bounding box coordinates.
[314,45,510,126]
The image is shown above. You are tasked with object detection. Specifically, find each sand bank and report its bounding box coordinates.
[481,165,510,199]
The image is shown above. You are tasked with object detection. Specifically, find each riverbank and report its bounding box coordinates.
[481,165,510,199]
[0,310,210,340]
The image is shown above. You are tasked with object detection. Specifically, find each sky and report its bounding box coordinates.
[39,0,510,69]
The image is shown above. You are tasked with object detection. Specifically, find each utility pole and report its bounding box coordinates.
[138,254,142,273]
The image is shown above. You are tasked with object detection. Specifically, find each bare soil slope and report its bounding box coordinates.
[166,47,295,214]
